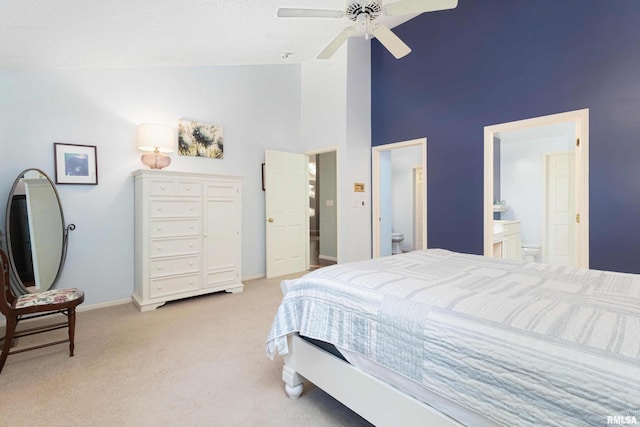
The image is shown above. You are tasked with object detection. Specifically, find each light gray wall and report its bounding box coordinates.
[300,38,372,263]
[0,65,301,306]
[344,39,372,261]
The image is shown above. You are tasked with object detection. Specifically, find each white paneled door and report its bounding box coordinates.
[264,149,308,278]
[545,152,576,266]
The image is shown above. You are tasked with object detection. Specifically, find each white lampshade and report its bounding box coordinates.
[137,123,175,153]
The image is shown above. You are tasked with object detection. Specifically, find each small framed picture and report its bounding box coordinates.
[54,143,98,185]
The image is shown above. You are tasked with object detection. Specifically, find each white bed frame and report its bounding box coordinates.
[281,335,462,427]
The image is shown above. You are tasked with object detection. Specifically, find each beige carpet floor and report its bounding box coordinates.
[0,273,372,427]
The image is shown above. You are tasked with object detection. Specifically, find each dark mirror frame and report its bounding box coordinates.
[4,168,75,295]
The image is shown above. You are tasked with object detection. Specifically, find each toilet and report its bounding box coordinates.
[391,233,404,255]
[521,244,541,263]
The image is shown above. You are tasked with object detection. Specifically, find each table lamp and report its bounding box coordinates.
[137,123,175,169]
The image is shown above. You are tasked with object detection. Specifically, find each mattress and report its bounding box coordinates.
[266,249,640,426]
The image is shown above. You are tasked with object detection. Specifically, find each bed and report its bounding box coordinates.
[266,249,640,426]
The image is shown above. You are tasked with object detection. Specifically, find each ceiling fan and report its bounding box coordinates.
[277,0,458,60]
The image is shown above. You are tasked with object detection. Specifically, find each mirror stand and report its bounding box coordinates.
[59,223,76,284]
[5,168,75,295]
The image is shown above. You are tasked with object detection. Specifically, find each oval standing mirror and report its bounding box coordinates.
[5,168,74,294]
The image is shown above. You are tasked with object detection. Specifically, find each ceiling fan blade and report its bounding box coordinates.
[317,27,355,59]
[277,8,345,18]
[371,25,411,59]
[383,0,458,17]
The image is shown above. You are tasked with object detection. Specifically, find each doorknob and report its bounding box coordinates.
[267,217,274,223]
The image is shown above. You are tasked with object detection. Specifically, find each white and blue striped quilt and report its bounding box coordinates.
[266,249,640,426]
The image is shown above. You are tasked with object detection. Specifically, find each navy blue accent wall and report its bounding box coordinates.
[371,0,640,273]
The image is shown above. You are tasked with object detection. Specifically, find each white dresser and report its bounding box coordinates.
[133,170,243,311]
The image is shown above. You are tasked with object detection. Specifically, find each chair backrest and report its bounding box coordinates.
[0,249,14,316]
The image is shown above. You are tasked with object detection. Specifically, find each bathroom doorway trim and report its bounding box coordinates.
[483,109,589,268]
[372,138,427,258]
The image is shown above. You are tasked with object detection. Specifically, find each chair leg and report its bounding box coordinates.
[67,308,77,357]
[0,316,17,374]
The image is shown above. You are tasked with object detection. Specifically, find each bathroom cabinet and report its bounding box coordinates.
[493,220,522,261]
[133,170,243,311]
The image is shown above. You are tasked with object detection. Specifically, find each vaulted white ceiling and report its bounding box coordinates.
[0,0,414,70]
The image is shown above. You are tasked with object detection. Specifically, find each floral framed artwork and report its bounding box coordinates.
[54,143,98,185]
[178,119,224,159]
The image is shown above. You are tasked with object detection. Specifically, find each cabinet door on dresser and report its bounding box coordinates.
[203,179,242,292]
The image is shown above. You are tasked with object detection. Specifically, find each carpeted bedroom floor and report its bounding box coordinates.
[0,272,372,427]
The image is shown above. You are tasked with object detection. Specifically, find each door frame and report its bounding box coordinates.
[413,166,424,252]
[483,109,589,268]
[306,146,340,265]
[372,138,427,258]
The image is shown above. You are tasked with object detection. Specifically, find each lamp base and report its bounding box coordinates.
[141,153,171,170]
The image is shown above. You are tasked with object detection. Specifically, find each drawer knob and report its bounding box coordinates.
[189,225,194,229]
[157,247,162,251]
[157,266,162,270]
[157,227,163,231]
[157,207,162,211]
[157,284,163,289]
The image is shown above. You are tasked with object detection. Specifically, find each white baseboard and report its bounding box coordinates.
[319,255,338,262]
[77,298,133,312]
[242,274,266,282]
[0,298,133,328]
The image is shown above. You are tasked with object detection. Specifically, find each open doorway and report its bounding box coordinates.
[372,138,427,258]
[308,150,337,270]
[483,109,589,268]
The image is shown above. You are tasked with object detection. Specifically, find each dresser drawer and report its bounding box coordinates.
[206,267,238,287]
[150,237,200,258]
[149,273,201,298]
[150,219,200,238]
[150,255,201,278]
[149,179,201,197]
[149,179,178,196]
[150,200,200,218]
[178,181,201,196]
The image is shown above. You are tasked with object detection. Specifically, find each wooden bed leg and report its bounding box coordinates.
[282,365,304,399]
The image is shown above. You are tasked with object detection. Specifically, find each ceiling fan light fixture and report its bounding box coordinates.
[345,1,381,21]
[277,0,458,60]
